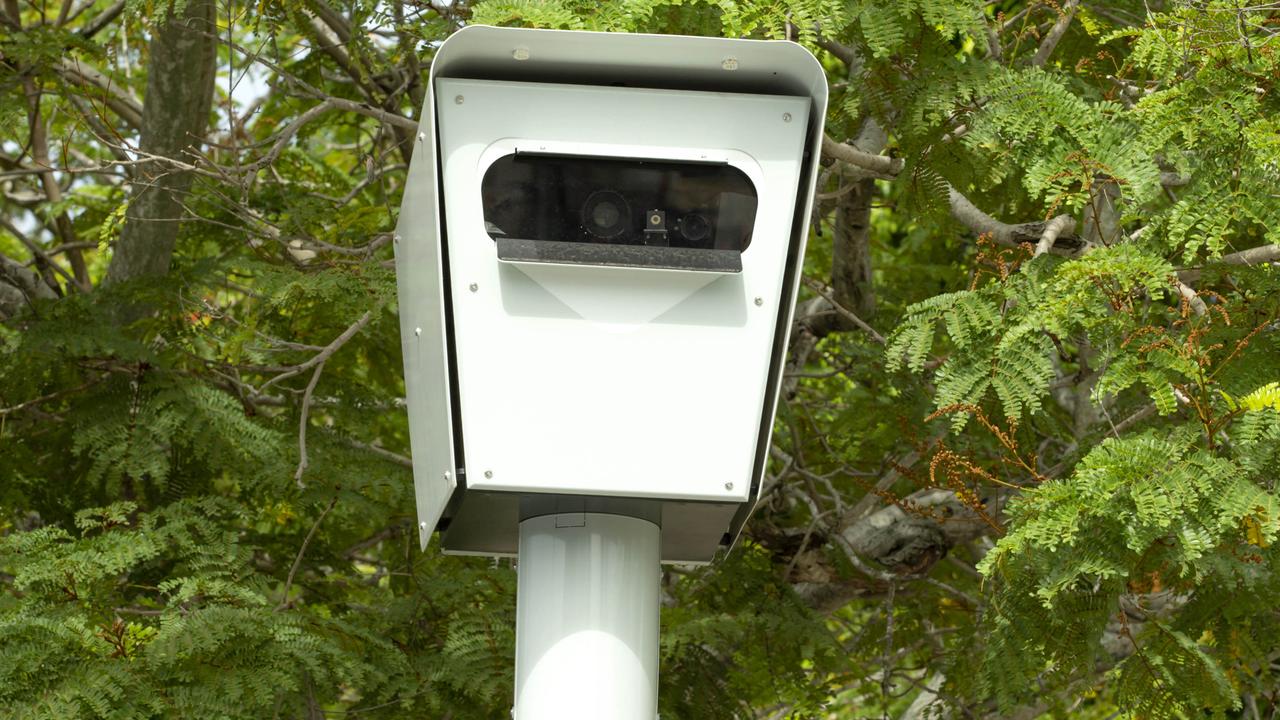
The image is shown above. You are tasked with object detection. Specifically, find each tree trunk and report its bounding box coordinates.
[104,0,218,285]
[832,178,876,320]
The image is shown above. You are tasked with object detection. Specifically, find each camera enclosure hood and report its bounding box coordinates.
[394,25,828,563]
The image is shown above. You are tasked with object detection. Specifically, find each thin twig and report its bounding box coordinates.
[277,494,339,611]
[294,360,326,487]
[0,377,101,416]
[260,310,372,395]
[802,276,887,344]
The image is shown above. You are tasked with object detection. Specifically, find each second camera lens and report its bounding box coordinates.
[678,213,711,245]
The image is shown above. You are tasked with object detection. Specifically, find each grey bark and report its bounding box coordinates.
[831,179,877,321]
[104,0,217,285]
[842,489,989,574]
[0,254,59,319]
[948,188,1084,254]
[1081,178,1122,247]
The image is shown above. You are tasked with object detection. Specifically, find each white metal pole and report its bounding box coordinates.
[514,512,660,720]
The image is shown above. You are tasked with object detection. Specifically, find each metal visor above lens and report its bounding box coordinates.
[480,154,758,272]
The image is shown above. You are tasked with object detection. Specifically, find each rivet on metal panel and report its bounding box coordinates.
[454,95,464,104]
[414,327,422,336]
[393,234,401,244]
[783,112,792,123]
[724,482,734,491]
[512,47,530,61]
[753,297,763,306]
[443,471,452,482]
[469,283,479,292]
[721,57,739,71]
[484,470,494,479]
[419,521,428,532]
[417,132,425,142]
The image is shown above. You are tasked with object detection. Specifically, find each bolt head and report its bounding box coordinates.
[754,297,764,306]
[419,521,428,532]
[414,327,422,336]
[393,234,401,244]
[724,482,734,491]
[512,47,530,61]
[443,471,452,481]
[417,132,425,141]
[469,282,479,292]
[484,470,493,479]
[721,57,739,71]
[454,95,464,104]
[783,112,792,123]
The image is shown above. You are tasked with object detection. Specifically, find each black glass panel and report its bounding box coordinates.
[481,154,758,255]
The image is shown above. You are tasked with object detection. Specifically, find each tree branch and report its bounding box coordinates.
[0,252,58,318]
[79,0,124,39]
[948,187,1083,253]
[822,134,903,179]
[1177,243,1280,283]
[1029,0,1080,67]
[823,131,1083,256]
[1176,279,1208,316]
[1033,214,1077,257]
[1221,243,1280,266]
[0,214,73,293]
[294,360,325,487]
[276,494,338,610]
[259,310,373,395]
[801,276,886,344]
[56,57,145,130]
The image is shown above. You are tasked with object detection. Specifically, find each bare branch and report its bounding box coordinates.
[0,214,75,292]
[14,50,93,287]
[1029,0,1080,67]
[1176,280,1208,316]
[56,57,145,130]
[259,311,373,395]
[823,131,1083,256]
[0,253,58,318]
[1221,243,1280,266]
[277,494,339,611]
[294,360,325,487]
[1033,214,1077,257]
[79,0,124,39]
[318,95,419,132]
[801,276,886,344]
[1178,243,1280,282]
[247,99,337,174]
[342,438,412,468]
[821,134,903,179]
[948,187,1083,254]
[1111,403,1157,437]
[309,0,353,43]
[0,376,101,417]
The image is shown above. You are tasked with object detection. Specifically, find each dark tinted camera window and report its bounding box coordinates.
[481,155,758,251]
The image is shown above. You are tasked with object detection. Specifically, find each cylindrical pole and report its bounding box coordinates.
[514,512,660,720]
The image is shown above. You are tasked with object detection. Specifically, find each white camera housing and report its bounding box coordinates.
[394,25,827,563]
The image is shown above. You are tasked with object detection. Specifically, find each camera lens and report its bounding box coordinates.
[581,190,630,239]
[678,212,711,245]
